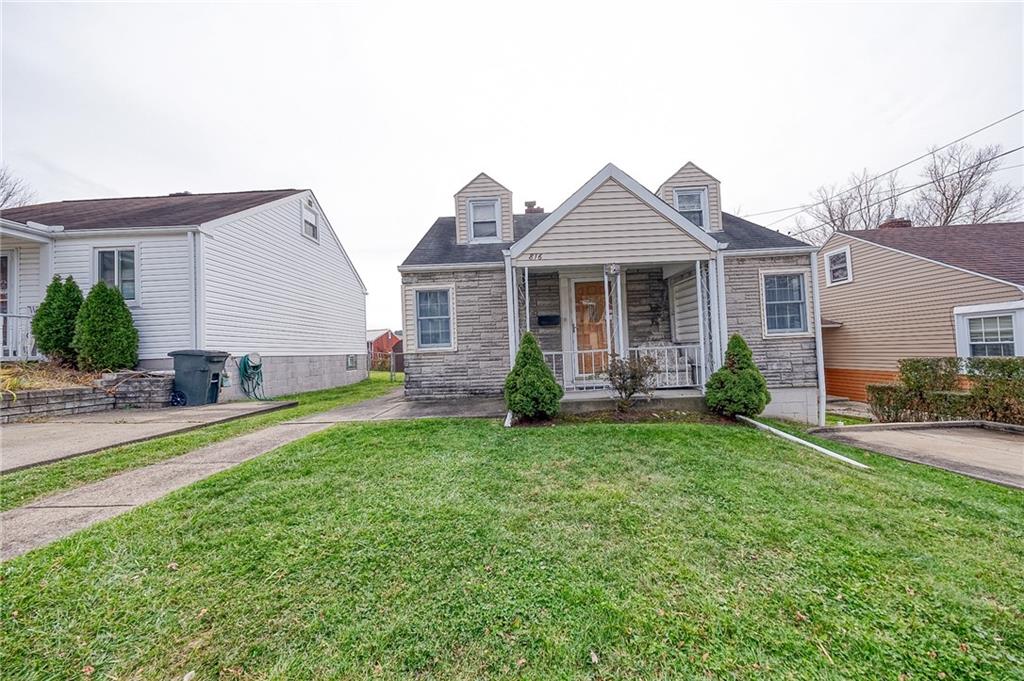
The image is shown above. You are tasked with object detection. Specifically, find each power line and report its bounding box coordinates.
[784,145,1024,239]
[740,108,1024,223]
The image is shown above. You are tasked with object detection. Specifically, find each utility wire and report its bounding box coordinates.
[740,109,1024,222]
[784,145,1024,240]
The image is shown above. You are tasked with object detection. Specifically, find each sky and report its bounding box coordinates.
[3,1,1022,330]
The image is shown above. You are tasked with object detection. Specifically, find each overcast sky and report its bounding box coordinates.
[3,2,1022,330]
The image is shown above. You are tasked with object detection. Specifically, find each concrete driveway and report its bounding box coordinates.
[1,401,294,473]
[817,423,1024,489]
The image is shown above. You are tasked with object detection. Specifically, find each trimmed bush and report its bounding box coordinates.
[865,383,910,422]
[504,332,563,420]
[966,357,1024,424]
[704,334,770,418]
[31,276,83,365]
[897,357,961,393]
[72,281,139,371]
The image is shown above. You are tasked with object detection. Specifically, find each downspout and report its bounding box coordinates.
[810,251,827,427]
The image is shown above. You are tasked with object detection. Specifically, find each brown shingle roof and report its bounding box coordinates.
[0,189,304,230]
[848,222,1024,286]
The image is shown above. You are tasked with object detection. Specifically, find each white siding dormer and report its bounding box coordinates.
[658,162,723,232]
[454,173,513,244]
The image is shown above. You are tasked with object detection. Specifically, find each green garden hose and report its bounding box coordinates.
[237,353,267,400]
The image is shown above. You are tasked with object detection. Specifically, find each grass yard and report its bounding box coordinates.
[3,419,1022,679]
[0,372,402,511]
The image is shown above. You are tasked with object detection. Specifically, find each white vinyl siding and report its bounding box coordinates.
[51,234,193,360]
[201,196,366,356]
[516,178,712,266]
[455,174,514,244]
[15,245,43,314]
[658,163,723,232]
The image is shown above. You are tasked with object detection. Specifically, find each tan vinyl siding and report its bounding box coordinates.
[817,232,1023,371]
[517,178,711,266]
[454,174,513,244]
[670,272,699,344]
[657,162,723,232]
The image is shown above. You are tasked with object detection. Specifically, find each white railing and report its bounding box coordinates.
[542,345,702,392]
[1,314,41,361]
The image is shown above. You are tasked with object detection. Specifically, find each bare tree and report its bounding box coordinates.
[796,169,902,244]
[0,165,36,209]
[910,143,1023,226]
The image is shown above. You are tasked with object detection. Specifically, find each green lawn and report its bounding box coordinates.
[0,372,402,511]
[3,419,1022,679]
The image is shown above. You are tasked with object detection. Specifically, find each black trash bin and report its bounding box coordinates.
[168,350,231,406]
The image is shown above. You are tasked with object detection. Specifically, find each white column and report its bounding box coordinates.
[524,266,531,333]
[602,267,612,355]
[503,252,517,363]
[615,266,625,356]
[715,250,728,367]
[707,258,722,370]
[695,261,706,390]
[810,252,827,427]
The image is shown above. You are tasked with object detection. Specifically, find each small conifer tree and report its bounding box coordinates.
[504,332,563,420]
[72,281,139,371]
[31,275,84,365]
[704,334,771,418]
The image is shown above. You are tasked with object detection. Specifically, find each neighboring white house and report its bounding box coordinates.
[0,189,368,397]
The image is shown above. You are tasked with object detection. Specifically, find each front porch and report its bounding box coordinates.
[507,258,727,393]
[1,226,49,361]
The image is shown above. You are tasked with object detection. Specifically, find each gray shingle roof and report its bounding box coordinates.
[1,189,304,230]
[400,211,809,268]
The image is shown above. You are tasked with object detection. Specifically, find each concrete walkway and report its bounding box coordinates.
[1,401,295,473]
[1,390,505,560]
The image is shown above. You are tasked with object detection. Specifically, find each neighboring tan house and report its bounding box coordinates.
[399,163,827,424]
[816,220,1024,401]
[0,189,368,397]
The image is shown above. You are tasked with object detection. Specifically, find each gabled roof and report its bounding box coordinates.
[839,222,1024,287]
[366,328,391,342]
[509,163,721,257]
[453,172,511,195]
[0,189,304,230]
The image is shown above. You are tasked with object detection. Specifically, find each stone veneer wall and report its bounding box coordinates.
[403,268,511,397]
[723,254,819,388]
[522,271,562,352]
[625,268,672,346]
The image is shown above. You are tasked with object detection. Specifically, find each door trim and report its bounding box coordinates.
[569,277,609,383]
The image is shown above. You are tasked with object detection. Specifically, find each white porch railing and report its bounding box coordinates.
[543,345,703,392]
[1,314,42,361]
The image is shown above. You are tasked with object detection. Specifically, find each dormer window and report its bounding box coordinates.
[301,204,319,242]
[469,199,500,242]
[674,188,709,230]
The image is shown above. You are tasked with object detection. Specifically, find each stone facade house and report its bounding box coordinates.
[399,163,826,424]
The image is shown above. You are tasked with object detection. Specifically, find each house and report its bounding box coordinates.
[0,189,368,397]
[816,220,1024,401]
[367,328,402,355]
[399,163,827,424]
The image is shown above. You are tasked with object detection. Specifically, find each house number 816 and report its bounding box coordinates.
[527,253,544,260]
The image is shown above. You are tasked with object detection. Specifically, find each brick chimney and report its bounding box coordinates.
[524,200,544,214]
[878,218,912,229]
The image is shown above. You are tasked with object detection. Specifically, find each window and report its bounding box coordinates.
[97,248,136,301]
[346,354,358,370]
[761,271,809,335]
[967,315,1015,357]
[824,245,852,286]
[301,205,319,241]
[469,199,499,241]
[416,289,453,348]
[674,188,709,230]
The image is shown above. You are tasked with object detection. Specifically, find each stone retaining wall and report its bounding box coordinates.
[1,372,175,424]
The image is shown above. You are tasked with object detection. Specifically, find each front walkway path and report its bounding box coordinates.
[1,392,506,560]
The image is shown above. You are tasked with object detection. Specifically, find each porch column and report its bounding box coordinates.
[614,265,625,356]
[707,257,722,370]
[715,250,728,367]
[503,252,518,363]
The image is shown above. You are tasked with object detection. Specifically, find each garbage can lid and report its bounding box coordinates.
[168,349,232,359]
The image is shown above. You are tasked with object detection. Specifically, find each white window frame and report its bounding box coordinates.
[953,301,1024,359]
[823,245,853,286]
[94,245,139,306]
[673,187,710,231]
[468,198,502,243]
[412,285,457,352]
[301,204,320,243]
[759,268,813,338]
[346,354,358,370]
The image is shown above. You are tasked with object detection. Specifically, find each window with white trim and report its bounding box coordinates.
[967,315,1015,357]
[762,272,808,335]
[824,245,852,286]
[301,205,319,241]
[416,289,453,348]
[346,354,358,370]
[674,188,709,230]
[97,248,136,301]
[469,199,500,241]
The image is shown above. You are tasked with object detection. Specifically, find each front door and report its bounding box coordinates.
[572,280,608,377]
